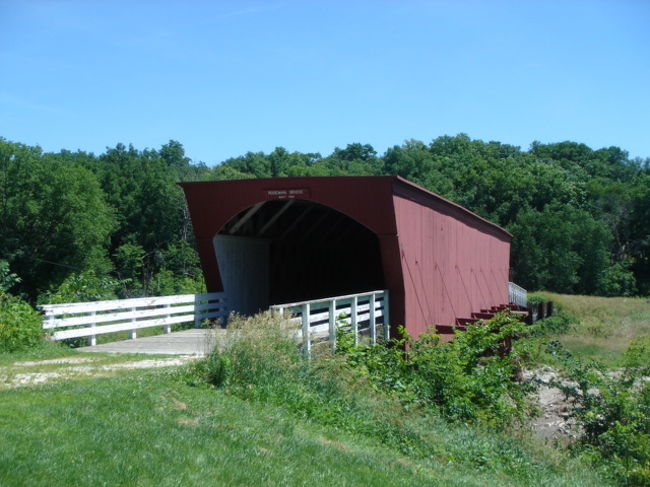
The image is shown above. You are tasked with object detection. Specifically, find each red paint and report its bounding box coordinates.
[179,176,512,338]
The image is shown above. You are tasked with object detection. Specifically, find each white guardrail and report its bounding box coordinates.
[39,292,227,346]
[271,289,389,358]
[508,282,527,308]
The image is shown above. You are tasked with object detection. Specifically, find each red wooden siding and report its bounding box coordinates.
[393,193,510,336]
[179,176,512,339]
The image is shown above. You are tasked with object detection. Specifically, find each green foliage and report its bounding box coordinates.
[2,133,649,301]
[509,205,611,293]
[38,270,122,305]
[338,313,534,426]
[0,294,43,352]
[596,261,637,297]
[0,138,115,299]
[0,260,20,294]
[149,269,205,296]
[180,312,608,484]
[0,360,608,487]
[547,338,650,485]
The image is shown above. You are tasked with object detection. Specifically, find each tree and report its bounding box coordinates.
[0,138,114,299]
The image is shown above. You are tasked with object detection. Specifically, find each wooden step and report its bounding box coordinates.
[471,312,494,320]
[455,317,476,327]
[435,324,456,334]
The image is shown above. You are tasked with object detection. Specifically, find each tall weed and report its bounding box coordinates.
[548,337,650,486]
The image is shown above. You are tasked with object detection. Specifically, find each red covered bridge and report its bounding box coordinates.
[179,176,514,339]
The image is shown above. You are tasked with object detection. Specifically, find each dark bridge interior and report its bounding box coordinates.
[219,199,384,305]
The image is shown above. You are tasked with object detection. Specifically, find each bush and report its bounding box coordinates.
[38,270,121,305]
[0,260,20,294]
[0,293,44,352]
[597,261,637,297]
[183,311,592,484]
[548,337,650,486]
[530,309,575,336]
[188,312,430,454]
[337,312,535,426]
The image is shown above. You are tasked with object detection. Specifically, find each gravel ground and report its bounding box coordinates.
[0,355,200,388]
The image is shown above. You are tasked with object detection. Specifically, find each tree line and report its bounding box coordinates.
[1,134,648,304]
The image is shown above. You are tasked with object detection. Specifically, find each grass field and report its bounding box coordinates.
[0,361,608,487]
[4,293,646,486]
[533,292,650,366]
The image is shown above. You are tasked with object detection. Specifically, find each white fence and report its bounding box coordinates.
[508,282,527,308]
[271,289,389,358]
[40,292,227,346]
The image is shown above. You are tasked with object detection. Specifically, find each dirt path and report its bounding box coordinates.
[0,355,200,389]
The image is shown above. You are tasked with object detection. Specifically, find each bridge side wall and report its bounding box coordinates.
[393,188,511,337]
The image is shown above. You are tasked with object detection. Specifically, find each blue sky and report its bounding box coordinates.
[1,1,649,164]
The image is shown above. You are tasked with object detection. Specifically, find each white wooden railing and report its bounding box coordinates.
[40,292,227,346]
[508,282,527,308]
[270,289,389,358]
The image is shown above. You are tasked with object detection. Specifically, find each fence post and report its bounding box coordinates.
[383,290,390,341]
[164,303,171,334]
[194,295,201,328]
[328,299,337,352]
[369,293,376,345]
[129,307,137,340]
[302,303,311,359]
[351,296,358,346]
[88,311,97,346]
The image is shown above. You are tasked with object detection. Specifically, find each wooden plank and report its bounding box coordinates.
[369,294,376,345]
[280,206,312,239]
[328,299,336,351]
[302,303,311,359]
[44,302,227,330]
[228,202,265,234]
[270,289,385,309]
[129,307,137,340]
[383,289,390,340]
[164,303,171,334]
[77,328,224,355]
[305,307,383,325]
[44,304,197,329]
[351,296,358,346]
[40,292,225,315]
[257,200,294,236]
[51,313,197,340]
[88,311,97,347]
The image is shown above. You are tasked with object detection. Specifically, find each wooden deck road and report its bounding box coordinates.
[76,328,226,355]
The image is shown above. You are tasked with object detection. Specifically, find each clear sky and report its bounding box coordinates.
[1,0,649,165]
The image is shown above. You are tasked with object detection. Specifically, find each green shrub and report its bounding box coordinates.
[38,270,121,305]
[188,312,429,454]
[531,309,575,336]
[0,293,44,352]
[596,261,637,297]
[337,312,535,426]
[149,269,205,296]
[548,337,650,486]
[0,260,21,294]
[185,311,596,484]
[527,294,547,305]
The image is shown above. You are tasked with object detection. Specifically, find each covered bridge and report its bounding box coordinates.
[179,176,512,339]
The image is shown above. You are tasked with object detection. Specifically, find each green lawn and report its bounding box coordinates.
[4,294,641,487]
[0,362,608,487]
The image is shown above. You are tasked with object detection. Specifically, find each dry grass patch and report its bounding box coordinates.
[534,292,650,365]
